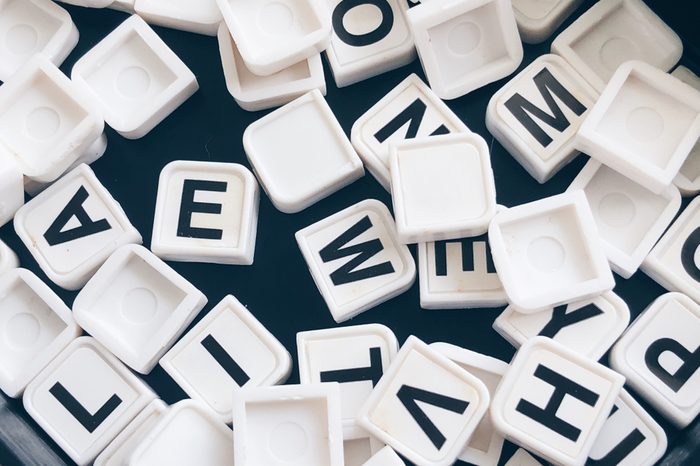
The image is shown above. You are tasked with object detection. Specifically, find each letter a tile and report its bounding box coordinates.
[296,199,415,323]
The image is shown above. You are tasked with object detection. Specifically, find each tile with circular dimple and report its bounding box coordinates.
[0,0,78,82]
[551,0,682,92]
[71,15,198,139]
[577,61,700,194]
[0,56,104,184]
[511,0,584,44]
[14,164,142,291]
[406,0,523,100]
[134,0,222,36]
[488,191,614,313]
[73,244,208,374]
[0,239,19,276]
[0,269,81,398]
[672,66,700,197]
[567,159,681,278]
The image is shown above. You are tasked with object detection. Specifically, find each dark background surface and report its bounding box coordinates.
[1,0,699,465]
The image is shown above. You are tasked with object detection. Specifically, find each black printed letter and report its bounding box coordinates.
[320,347,383,386]
[44,186,111,246]
[49,382,122,433]
[374,99,449,144]
[645,338,700,392]
[434,236,495,277]
[333,0,394,47]
[587,406,646,465]
[539,303,604,339]
[177,180,227,240]
[681,226,700,282]
[200,334,250,386]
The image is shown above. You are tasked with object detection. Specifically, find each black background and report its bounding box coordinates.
[1,0,699,465]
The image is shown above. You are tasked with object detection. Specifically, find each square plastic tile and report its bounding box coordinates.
[71,15,198,139]
[93,399,167,466]
[129,400,233,465]
[576,61,700,194]
[611,292,700,428]
[134,0,222,36]
[0,56,103,183]
[568,160,681,278]
[552,0,682,92]
[326,0,415,87]
[418,232,507,310]
[431,342,508,466]
[672,66,700,197]
[297,324,399,435]
[643,196,700,304]
[486,54,598,183]
[0,239,19,276]
[73,244,207,374]
[587,389,667,466]
[491,337,624,466]
[488,191,614,312]
[351,73,471,191]
[217,0,332,76]
[357,336,490,466]
[14,164,142,291]
[407,0,523,99]
[160,295,292,423]
[232,383,344,466]
[244,89,364,213]
[23,337,156,466]
[296,199,415,322]
[0,0,78,82]
[0,152,23,227]
[493,291,630,360]
[511,0,584,44]
[0,269,80,398]
[151,160,260,265]
[390,133,497,243]
[218,23,326,112]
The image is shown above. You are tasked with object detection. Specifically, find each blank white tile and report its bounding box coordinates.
[362,445,405,466]
[611,292,700,428]
[587,389,667,466]
[576,61,700,194]
[493,291,630,361]
[431,342,508,466]
[0,269,80,398]
[134,0,222,36]
[0,0,78,82]
[643,196,700,304]
[407,0,523,99]
[94,399,167,466]
[511,0,584,44]
[217,0,332,76]
[23,337,156,466]
[73,244,207,374]
[151,160,260,265]
[672,66,700,197]
[390,133,497,243]
[0,240,19,276]
[71,15,198,139]
[357,336,490,466]
[244,89,364,213]
[351,73,472,191]
[552,0,682,92]
[488,191,614,312]
[486,54,597,183]
[218,24,326,112]
[160,295,292,423]
[232,383,344,466]
[297,324,399,436]
[14,164,142,291]
[0,56,104,183]
[568,160,681,278]
[296,199,415,323]
[129,400,233,466]
[325,0,415,87]
[0,152,23,227]
[491,337,624,466]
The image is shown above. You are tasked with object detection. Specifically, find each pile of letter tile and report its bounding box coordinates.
[0,0,699,465]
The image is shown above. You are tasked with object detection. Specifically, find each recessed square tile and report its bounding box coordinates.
[71,15,198,139]
[244,89,364,213]
[160,295,292,423]
[151,160,260,265]
[73,244,207,374]
[296,199,415,322]
[0,269,80,398]
[488,191,614,312]
[134,0,222,35]
[610,292,700,428]
[567,160,681,278]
